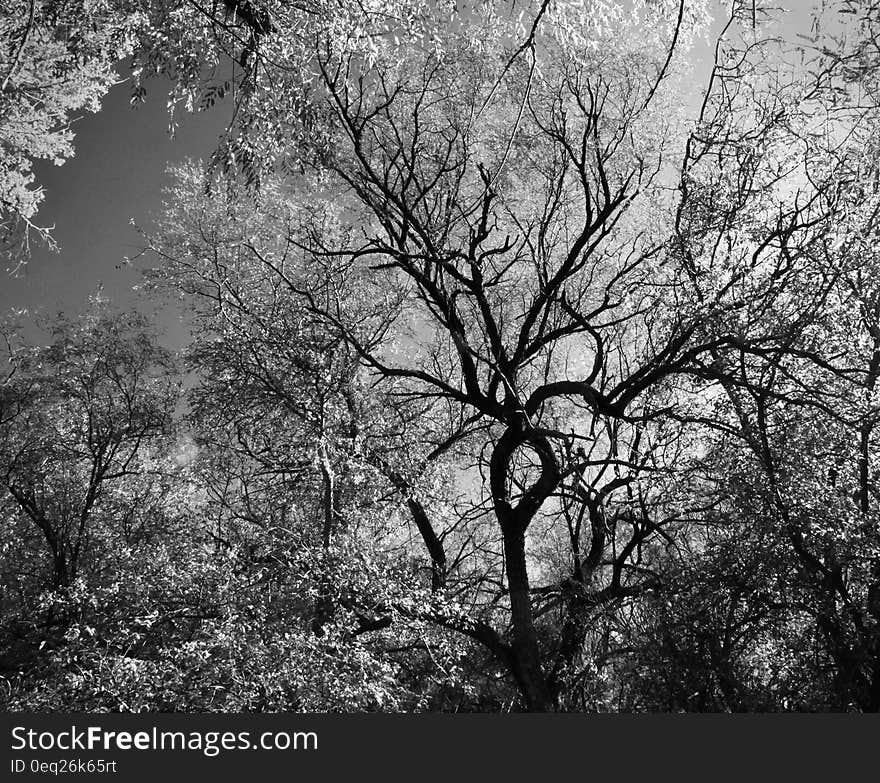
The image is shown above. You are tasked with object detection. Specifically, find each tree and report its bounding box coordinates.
[0,300,178,589]
[143,165,494,707]
[662,1,880,711]
[140,0,857,711]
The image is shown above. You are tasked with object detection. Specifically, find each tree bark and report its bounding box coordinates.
[503,526,553,711]
[312,441,338,635]
[858,424,871,515]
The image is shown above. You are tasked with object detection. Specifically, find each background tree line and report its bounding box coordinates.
[3,0,880,711]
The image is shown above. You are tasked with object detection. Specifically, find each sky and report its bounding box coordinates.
[0,68,231,347]
[0,3,819,349]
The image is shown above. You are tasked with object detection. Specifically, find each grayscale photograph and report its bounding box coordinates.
[2,0,880,720]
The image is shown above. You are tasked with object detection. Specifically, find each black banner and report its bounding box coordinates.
[1,713,878,780]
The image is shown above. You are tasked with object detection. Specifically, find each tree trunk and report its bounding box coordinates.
[503,526,553,711]
[312,442,338,635]
[859,423,871,515]
[52,550,71,590]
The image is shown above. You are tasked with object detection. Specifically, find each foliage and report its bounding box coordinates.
[0,1,145,262]
[6,0,880,712]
